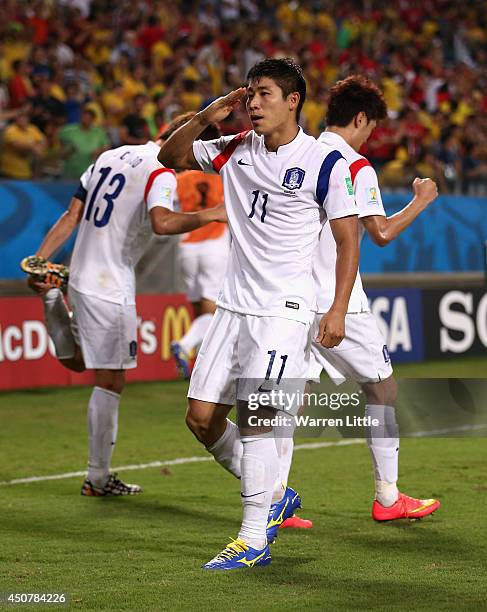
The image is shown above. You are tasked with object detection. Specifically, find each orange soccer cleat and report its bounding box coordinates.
[280,516,313,530]
[372,492,440,521]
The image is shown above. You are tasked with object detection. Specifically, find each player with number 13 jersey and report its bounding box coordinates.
[24,134,226,498]
[69,142,175,306]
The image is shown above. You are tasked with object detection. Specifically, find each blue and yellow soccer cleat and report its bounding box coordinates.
[267,486,302,543]
[170,341,190,380]
[202,538,271,571]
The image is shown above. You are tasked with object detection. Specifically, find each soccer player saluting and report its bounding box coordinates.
[282,75,440,522]
[158,58,359,569]
[23,134,226,496]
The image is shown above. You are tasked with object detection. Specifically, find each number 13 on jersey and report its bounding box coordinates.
[85,166,126,227]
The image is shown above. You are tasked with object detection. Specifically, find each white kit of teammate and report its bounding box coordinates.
[278,75,440,524]
[309,132,392,384]
[69,144,177,371]
[25,139,225,497]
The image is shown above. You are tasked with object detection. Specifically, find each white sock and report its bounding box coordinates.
[87,386,120,487]
[43,288,76,359]
[179,313,213,354]
[272,419,296,502]
[238,435,279,550]
[366,404,399,507]
[206,419,242,478]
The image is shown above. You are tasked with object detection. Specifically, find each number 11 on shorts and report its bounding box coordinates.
[265,350,288,384]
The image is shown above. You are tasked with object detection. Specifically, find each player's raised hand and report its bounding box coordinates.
[316,309,346,348]
[199,88,247,125]
[412,177,438,206]
[27,275,53,296]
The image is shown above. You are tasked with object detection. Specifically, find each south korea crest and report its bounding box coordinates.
[282,167,305,190]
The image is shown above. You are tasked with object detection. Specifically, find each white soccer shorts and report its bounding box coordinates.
[68,287,138,370]
[188,307,310,409]
[178,232,229,302]
[308,311,393,384]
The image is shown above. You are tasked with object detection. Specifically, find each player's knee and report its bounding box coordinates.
[381,376,397,406]
[95,370,125,394]
[59,357,85,373]
[186,401,227,446]
[185,407,210,442]
[363,376,397,406]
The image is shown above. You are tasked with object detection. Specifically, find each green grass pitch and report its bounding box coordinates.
[1,357,486,610]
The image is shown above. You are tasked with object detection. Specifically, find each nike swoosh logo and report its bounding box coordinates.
[258,384,273,392]
[241,491,265,498]
[237,550,267,567]
[237,159,253,166]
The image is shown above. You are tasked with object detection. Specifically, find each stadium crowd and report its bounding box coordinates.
[0,0,486,193]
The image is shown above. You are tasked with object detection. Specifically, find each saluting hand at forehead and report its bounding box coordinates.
[199,88,247,125]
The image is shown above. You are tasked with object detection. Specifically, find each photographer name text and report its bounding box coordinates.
[247,415,379,427]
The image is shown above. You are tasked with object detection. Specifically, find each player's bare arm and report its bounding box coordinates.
[316,215,359,348]
[157,87,246,170]
[150,203,227,235]
[27,197,85,295]
[361,178,438,246]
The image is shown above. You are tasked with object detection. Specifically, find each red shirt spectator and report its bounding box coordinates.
[137,16,165,61]
[27,16,50,44]
[8,60,34,108]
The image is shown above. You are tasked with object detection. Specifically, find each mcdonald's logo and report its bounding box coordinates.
[161,305,192,360]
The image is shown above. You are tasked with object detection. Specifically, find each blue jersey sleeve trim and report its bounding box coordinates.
[73,183,87,202]
[316,150,344,206]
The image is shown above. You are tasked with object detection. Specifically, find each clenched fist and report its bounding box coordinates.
[412,177,438,207]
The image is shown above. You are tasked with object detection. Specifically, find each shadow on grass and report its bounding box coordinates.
[2,496,239,548]
[187,551,480,610]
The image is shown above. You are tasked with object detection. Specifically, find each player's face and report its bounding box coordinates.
[246,77,297,135]
[360,118,377,147]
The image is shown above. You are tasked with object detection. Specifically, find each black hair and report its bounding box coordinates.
[326,75,387,127]
[246,57,306,121]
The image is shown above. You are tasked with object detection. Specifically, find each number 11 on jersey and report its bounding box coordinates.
[248,190,269,223]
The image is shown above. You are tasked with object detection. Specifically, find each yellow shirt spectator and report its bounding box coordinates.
[102,88,126,126]
[1,119,46,179]
[181,90,203,112]
[302,99,326,137]
[452,100,473,126]
[3,41,31,76]
[121,74,147,99]
[85,41,112,66]
[382,76,403,115]
[317,12,336,39]
[50,83,66,102]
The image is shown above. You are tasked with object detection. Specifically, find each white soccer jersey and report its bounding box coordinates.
[314,131,386,313]
[69,141,176,305]
[193,128,357,323]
